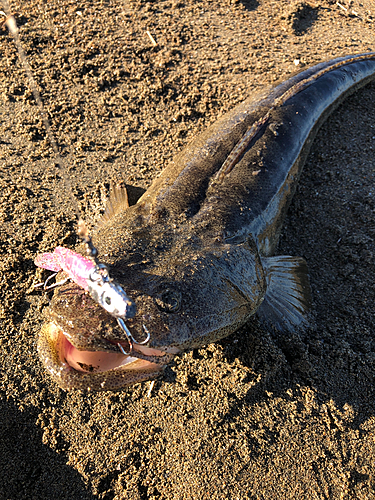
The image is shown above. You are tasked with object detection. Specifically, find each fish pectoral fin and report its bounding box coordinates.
[99,183,129,226]
[257,255,311,332]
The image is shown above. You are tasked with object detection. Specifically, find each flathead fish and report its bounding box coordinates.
[36,53,375,391]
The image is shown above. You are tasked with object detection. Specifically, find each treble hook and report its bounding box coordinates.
[116,320,151,355]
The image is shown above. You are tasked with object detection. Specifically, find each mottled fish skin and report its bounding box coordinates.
[38,53,375,391]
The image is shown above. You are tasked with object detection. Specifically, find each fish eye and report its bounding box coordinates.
[154,288,181,313]
[104,295,112,306]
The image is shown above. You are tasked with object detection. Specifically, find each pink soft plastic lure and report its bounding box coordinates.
[35,246,137,325]
[35,246,95,290]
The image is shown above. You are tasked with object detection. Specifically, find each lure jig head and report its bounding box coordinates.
[87,263,136,320]
[78,221,144,353]
[87,263,150,355]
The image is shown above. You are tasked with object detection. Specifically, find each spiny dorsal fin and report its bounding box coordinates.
[99,183,129,226]
[257,255,311,332]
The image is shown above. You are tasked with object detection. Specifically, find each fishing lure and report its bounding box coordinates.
[34,246,134,317]
[34,245,148,355]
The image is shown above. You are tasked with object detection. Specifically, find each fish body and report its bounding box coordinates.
[37,53,375,391]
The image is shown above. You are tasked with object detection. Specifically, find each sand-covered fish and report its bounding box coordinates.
[36,53,375,391]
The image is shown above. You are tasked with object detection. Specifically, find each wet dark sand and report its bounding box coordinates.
[1,0,375,498]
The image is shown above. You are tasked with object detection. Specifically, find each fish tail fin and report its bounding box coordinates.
[257,255,311,332]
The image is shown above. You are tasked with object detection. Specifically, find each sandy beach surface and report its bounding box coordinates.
[1,0,375,498]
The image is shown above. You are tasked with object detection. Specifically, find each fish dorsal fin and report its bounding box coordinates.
[257,255,311,332]
[99,183,129,226]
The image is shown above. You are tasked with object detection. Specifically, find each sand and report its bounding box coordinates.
[1,0,375,498]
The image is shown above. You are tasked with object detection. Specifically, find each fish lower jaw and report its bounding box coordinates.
[37,321,169,391]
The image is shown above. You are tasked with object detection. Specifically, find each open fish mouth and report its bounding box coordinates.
[37,322,173,391]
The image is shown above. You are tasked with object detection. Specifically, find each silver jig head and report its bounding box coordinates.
[86,263,136,319]
[79,221,147,354]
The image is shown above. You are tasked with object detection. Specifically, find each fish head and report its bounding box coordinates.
[38,282,174,391]
[122,236,267,352]
[38,227,266,391]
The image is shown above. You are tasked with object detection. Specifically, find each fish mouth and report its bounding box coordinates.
[38,322,175,391]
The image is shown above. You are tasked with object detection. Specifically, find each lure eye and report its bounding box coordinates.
[155,288,181,313]
[104,295,111,306]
